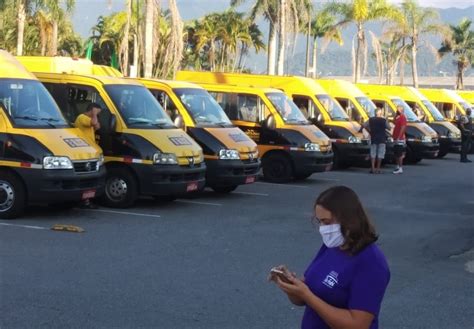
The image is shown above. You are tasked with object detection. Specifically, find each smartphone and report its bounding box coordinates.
[270,268,293,284]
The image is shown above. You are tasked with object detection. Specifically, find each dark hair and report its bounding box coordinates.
[86,103,101,113]
[315,186,378,255]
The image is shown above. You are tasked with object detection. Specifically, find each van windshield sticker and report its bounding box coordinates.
[314,131,324,138]
[229,133,248,143]
[63,138,90,148]
[169,136,192,146]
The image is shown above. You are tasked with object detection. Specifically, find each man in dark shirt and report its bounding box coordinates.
[459,108,472,163]
[365,108,390,173]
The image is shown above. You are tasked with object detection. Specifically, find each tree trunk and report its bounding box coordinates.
[16,0,26,56]
[120,0,132,76]
[457,62,464,90]
[411,37,418,88]
[143,0,154,78]
[51,20,58,56]
[311,38,317,78]
[267,22,277,75]
[354,23,363,83]
[131,33,138,77]
[276,0,286,76]
[399,39,405,85]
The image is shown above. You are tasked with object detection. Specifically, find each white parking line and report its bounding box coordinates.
[316,178,341,182]
[81,208,161,218]
[255,182,310,188]
[234,191,269,196]
[175,200,222,206]
[0,222,49,230]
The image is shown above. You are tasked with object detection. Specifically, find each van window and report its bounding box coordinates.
[316,94,349,121]
[372,100,393,120]
[336,97,361,122]
[266,92,308,124]
[149,89,179,121]
[209,91,268,124]
[0,79,68,128]
[293,95,320,119]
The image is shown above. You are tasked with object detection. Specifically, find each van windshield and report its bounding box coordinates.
[316,94,349,121]
[174,88,232,126]
[266,92,308,124]
[459,101,473,113]
[355,96,377,117]
[105,85,174,128]
[391,98,419,122]
[421,100,445,121]
[0,79,68,128]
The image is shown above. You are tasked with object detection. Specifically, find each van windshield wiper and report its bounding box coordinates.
[14,115,38,121]
[40,117,62,128]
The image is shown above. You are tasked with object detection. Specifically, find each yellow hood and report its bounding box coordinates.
[16,128,102,160]
[205,127,258,153]
[129,128,203,157]
[415,123,438,138]
[291,125,330,146]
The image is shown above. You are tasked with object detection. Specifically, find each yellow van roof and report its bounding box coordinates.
[318,79,366,97]
[196,81,281,94]
[419,88,467,104]
[176,71,327,94]
[357,84,422,102]
[0,50,37,80]
[139,78,203,89]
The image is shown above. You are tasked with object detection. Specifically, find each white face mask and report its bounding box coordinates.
[319,224,345,248]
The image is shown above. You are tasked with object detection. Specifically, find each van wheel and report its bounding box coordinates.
[437,150,448,158]
[102,167,138,208]
[332,149,349,170]
[212,185,237,193]
[263,153,293,183]
[294,172,312,180]
[0,173,26,219]
[405,147,422,164]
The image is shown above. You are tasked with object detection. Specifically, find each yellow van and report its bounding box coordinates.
[357,85,440,163]
[356,84,460,157]
[18,56,205,207]
[177,72,365,169]
[138,79,260,193]
[174,79,333,182]
[419,88,473,121]
[457,90,474,105]
[0,50,105,218]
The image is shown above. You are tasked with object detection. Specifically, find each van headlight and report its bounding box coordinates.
[348,136,361,143]
[219,149,240,160]
[447,131,461,139]
[43,156,73,169]
[421,135,432,143]
[153,152,178,164]
[97,154,105,168]
[304,143,320,152]
[197,151,204,163]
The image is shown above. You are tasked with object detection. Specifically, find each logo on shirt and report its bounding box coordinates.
[322,271,339,288]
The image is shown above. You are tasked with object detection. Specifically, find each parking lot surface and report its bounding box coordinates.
[1,154,473,329]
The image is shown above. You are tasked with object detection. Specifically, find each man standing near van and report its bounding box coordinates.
[392,105,407,174]
[365,108,390,173]
[459,108,472,163]
[75,103,101,146]
[74,103,102,208]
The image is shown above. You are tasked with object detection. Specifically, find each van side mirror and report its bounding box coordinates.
[109,114,117,132]
[317,113,323,123]
[263,114,276,130]
[174,114,185,129]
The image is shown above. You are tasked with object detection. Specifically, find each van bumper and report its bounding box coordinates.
[335,143,370,163]
[290,151,333,175]
[205,159,260,187]
[409,141,440,159]
[134,163,206,196]
[16,166,106,203]
[439,137,462,153]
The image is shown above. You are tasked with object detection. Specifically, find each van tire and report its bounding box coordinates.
[405,146,422,164]
[262,153,293,183]
[332,149,349,169]
[102,167,138,208]
[212,185,238,193]
[437,150,448,158]
[0,172,26,219]
[294,172,312,180]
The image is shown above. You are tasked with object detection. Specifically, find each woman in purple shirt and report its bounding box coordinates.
[272,186,390,329]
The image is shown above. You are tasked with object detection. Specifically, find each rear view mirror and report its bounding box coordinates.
[109,114,117,132]
[174,114,185,129]
[264,114,276,130]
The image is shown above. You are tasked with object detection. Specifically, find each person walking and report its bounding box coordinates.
[270,186,390,329]
[365,108,390,173]
[458,108,472,163]
[392,105,407,174]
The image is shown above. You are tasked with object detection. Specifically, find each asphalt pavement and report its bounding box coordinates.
[1,154,473,329]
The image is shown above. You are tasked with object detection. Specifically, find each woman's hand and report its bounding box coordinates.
[276,275,312,302]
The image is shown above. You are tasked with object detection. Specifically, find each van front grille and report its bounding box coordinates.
[73,161,98,173]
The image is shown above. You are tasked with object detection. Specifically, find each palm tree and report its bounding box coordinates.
[325,0,398,83]
[307,9,343,78]
[438,18,474,90]
[392,0,446,87]
[143,0,156,78]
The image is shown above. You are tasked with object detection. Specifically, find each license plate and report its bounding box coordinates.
[82,189,96,200]
[186,181,199,192]
[245,176,256,184]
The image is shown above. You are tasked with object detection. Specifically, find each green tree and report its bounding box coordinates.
[325,0,398,83]
[438,18,474,90]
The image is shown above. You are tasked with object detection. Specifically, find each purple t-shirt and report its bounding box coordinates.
[302,243,390,329]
